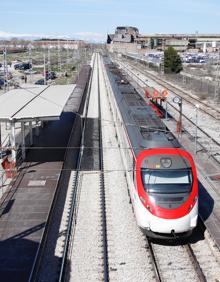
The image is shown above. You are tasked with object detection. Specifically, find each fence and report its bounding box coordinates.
[124,54,220,103]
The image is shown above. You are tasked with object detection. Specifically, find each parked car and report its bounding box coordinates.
[14,62,32,70]
[24,69,37,75]
[35,79,46,85]
[0,149,7,159]
[14,63,23,70]
[45,71,56,80]
[0,78,6,88]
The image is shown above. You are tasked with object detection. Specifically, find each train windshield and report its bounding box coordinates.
[141,169,193,194]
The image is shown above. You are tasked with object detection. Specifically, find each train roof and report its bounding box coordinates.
[107,62,181,157]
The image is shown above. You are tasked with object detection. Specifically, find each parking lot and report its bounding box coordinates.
[0,47,91,92]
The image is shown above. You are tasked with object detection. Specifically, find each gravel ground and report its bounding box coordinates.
[191,231,220,281]
[69,171,103,282]
[152,243,198,282]
[99,54,156,281]
[54,171,77,260]
[69,53,103,281]
[87,53,99,119]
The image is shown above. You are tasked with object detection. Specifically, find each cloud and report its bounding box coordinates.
[72,32,106,42]
[65,0,117,3]
[0,30,106,42]
[0,31,54,39]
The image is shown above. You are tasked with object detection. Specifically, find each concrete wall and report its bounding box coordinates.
[107,42,146,54]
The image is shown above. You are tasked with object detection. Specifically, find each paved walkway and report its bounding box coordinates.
[0,109,76,281]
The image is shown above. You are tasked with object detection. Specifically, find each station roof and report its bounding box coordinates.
[0,84,76,122]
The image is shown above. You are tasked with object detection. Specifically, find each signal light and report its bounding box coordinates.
[160,157,172,168]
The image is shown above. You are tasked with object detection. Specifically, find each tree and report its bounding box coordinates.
[150,38,154,49]
[164,47,182,74]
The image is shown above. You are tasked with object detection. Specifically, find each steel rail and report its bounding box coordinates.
[57,54,96,282]
[123,55,220,120]
[146,239,162,282]
[97,53,109,282]
[184,244,207,282]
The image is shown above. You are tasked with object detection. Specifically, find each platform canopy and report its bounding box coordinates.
[0,84,76,122]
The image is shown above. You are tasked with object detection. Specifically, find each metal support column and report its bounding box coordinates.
[29,121,33,146]
[165,100,168,120]
[36,121,40,136]
[0,122,1,150]
[21,121,25,160]
[11,121,16,161]
[195,105,199,154]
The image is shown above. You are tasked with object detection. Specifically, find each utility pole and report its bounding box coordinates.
[195,104,199,154]
[48,47,51,75]
[67,39,69,63]
[58,40,62,72]
[28,43,33,82]
[43,53,47,85]
[214,50,220,101]
[173,96,183,137]
[160,52,164,74]
[3,47,8,92]
[195,30,199,49]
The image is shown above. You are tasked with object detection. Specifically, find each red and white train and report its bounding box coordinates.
[107,62,198,238]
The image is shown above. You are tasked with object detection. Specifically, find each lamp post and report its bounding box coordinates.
[195,104,199,154]
[173,96,183,136]
[43,53,47,85]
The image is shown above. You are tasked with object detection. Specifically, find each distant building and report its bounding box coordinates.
[107,28,220,53]
[135,34,220,52]
[107,26,139,43]
[33,39,87,50]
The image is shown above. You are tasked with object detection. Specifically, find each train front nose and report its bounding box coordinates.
[136,148,198,235]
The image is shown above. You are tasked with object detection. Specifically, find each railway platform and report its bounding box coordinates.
[0,86,83,282]
[163,118,220,249]
[0,110,76,281]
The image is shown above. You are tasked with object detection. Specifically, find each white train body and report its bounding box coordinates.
[102,57,198,238]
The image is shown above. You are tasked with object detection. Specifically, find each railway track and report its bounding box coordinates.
[105,56,220,281]
[97,54,109,282]
[29,61,93,281]
[122,56,220,120]
[57,55,96,281]
[146,237,207,282]
[63,53,109,281]
[31,53,220,282]
[145,217,220,282]
[116,59,220,163]
[100,54,156,281]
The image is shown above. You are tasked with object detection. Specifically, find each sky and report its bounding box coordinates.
[0,0,220,42]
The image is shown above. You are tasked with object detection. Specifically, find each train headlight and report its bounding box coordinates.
[193,196,198,203]
[149,196,156,204]
[140,197,146,205]
[146,205,152,212]
[160,157,172,168]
